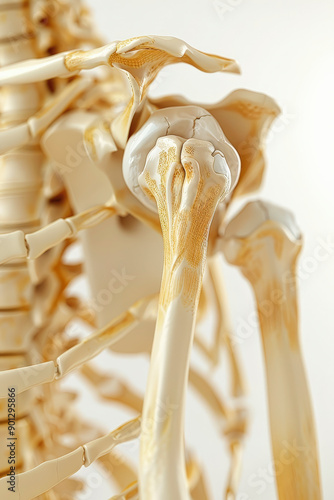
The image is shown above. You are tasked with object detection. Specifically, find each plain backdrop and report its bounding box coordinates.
[66,1,334,498]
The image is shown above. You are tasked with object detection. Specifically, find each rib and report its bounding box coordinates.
[0,417,141,500]
[0,204,117,265]
[0,294,157,396]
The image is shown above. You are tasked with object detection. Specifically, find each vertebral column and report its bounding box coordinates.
[0,0,46,475]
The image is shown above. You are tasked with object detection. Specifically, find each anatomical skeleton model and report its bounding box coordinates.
[0,1,322,499]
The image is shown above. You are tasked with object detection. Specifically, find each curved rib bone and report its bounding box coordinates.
[222,200,322,500]
[0,203,116,265]
[0,417,141,500]
[110,483,139,500]
[0,294,157,397]
[208,254,246,396]
[123,107,239,499]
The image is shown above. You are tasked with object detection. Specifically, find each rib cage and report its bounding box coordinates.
[0,1,323,499]
[0,0,51,476]
[0,0,106,494]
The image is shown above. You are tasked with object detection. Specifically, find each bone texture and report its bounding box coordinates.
[222,200,322,500]
[0,1,322,499]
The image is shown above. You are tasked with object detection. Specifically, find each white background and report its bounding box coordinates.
[69,1,334,498]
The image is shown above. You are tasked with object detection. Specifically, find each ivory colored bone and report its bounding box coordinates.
[81,364,144,414]
[0,294,157,397]
[110,483,139,500]
[122,104,239,498]
[81,352,244,498]
[41,109,160,232]
[0,6,70,491]
[0,77,92,155]
[109,454,211,500]
[0,35,239,148]
[0,265,32,309]
[208,254,246,397]
[0,36,239,86]
[151,89,281,202]
[99,451,137,493]
[0,356,34,420]
[0,231,27,264]
[42,108,164,355]
[81,354,245,499]
[0,1,323,498]
[123,106,240,211]
[189,367,247,499]
[0,419,29,473]
[0,309,35,353]
[0,417,141,500]
[222,200,322,500]
[0,203,116,264]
